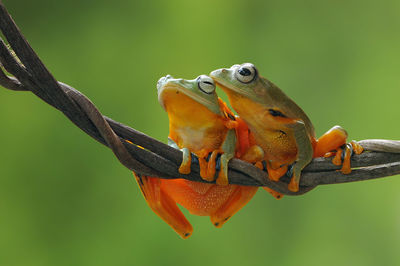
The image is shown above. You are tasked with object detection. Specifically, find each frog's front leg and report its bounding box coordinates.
[179,147,192,174]
[169,138,218,181]
[133,172,193,238]
[286,120,314,192]
[168,138,192,175]
[206,150,220,181]
[216,129,237,185]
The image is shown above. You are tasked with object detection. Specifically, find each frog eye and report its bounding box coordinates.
[197,75,216,94]
[235,63,258,84]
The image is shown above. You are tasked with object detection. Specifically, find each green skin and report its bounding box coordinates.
[210,63,315,189]
[157,75,223,115]
[157,74,236,184]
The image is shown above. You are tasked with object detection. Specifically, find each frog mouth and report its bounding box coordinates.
[210,69,255,100]
[158,82,217,112]
[212,78,255,100]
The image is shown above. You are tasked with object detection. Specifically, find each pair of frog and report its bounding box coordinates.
[133,63,363,239]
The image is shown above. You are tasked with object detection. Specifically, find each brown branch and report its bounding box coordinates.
[0,1,400,196]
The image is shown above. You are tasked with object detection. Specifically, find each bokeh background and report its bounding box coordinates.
[1,0,400,265]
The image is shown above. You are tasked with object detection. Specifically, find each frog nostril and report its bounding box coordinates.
[157,76,167,90]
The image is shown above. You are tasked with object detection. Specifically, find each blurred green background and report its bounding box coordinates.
[1,0,400,265]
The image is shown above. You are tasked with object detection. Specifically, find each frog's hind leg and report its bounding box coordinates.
[313,125,348,157]
[210,186,258,228]
[133,173,193,239]
[313,126,363,174]
[252,162,284,199]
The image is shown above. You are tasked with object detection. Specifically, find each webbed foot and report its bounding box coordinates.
[288,177,300,192]
[254,161,284,199]
[133,173,193,239]
[210,186,258,227]
[332,141,364,174]
[266,162,288,182]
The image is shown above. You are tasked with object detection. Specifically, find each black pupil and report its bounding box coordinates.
[198,78,214,94]
[238,67,251,76]
[268,109,287,118]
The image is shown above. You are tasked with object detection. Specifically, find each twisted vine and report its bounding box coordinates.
[1,1,400,196]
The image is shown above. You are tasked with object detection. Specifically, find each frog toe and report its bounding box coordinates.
[286,165,301,192]
[216,170,229,185]
[288,176,300,192]
[241,145,264,163]
[205,150,220,181]
[266,162,287,182]
[339,141,363,174]
[340,144,352,174]
[179,162,192,175]
[178,148,192,174]
[351,140,364,155]
[262,187,284,199]
[210,186,258,227]
[215,154,231,185]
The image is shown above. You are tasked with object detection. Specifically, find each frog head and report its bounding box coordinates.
[157,74,222,116]
[209,63,274,105]
[210,63,314,133]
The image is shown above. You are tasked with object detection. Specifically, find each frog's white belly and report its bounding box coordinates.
[176,126,209,150]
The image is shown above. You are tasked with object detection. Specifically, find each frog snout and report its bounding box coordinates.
[209,69,218,77]
[157,75,173,91]
[157,75,170,84]
[210,68,226,79]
